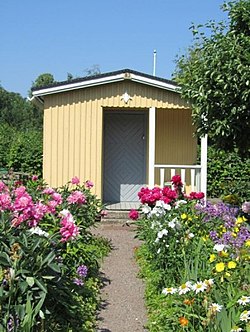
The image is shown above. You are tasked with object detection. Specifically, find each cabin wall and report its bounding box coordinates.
[43,81,193,198]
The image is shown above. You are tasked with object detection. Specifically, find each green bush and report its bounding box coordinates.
[206,146,250,202]
[0,124,43,176]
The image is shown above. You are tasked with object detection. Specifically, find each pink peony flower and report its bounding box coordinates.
[0,181,7,192]
[71,176,80,185]
[42,187,55,195]
[51,192,63,204]
[60,211,79,242]
[129,209,139,220]
[67,191,86,205]
[85,180,94,188]
[0,193,12,211]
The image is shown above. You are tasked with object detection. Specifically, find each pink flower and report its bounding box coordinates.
[42,187,55,195]
[52,192,63,204]
[71,176,80,185]
[85,180,94,188]
[0,193,12,211]
[101,210,108,217]
[32,175,38,181]
[60,211,79,242]
[0,181,7,192]
[129,209,139,220]
[47,200,58,214]
[67,191,86,205]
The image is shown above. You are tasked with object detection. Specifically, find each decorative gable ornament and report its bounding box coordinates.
[121,91,132,104]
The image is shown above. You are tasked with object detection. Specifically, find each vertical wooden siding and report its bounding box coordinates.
[43,81,192,198]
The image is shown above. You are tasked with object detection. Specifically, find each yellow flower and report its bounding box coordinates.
[233,227,239,233]
[245,240,250,247]
[231,232,237,238]
[202,235,209,241]
[225,272,231,278]
[209,254,216,263]
[235,216,246,225]
[181,213,187,220]
[221,251,229,257]
[215,262,225,272]
[228,261,237,269]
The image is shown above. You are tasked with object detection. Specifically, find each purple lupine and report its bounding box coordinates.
[73,278,84,286]
[77,265,88,278]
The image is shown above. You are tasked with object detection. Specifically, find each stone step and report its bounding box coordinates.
[102,210,130,220]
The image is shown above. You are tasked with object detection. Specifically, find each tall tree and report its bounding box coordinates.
[174,0,250,156]
[32,73,55,89]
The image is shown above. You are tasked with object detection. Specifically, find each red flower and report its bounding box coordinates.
[129,209,139,220]
[171,174,183,187]
[189,192,205,200]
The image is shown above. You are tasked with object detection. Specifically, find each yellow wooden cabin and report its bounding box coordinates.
[31,69,207,205]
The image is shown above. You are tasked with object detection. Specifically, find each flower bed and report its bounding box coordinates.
[133,177,250,332]
[0,176,110,331]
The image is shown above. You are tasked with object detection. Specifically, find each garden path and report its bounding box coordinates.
[93,222,148,332]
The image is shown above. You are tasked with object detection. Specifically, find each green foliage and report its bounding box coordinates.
[31,73,55,90]
[0,124,43,176]
[174,0,250,156]
[0,87,43,130]
[206,146,250,201]
[0,178,110,331]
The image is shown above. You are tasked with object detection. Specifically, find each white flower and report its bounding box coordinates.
[162,287,177,295]
[240,310,250,322]
[209,303,223,313]
[192,281,207,294]
[204,279,214,287]
[60,209,70,217]
[163,203,171,211]
[213,244,225,252]
[187,231,194,239]
[178,281,192,295]
[141,204,151,214]
[230,327,243,332]
[175,200,187,209]
[157,248,161,254]
[157,229,168,239]
[29,226,49,237]
[151,206,165,217]
[237,296,250,306]
[168,218,177,229]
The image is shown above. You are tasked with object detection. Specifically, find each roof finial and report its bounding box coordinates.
[153,50,157,76]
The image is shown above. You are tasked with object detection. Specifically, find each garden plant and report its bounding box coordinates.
[0,175,110,331]
[132,176,250,332]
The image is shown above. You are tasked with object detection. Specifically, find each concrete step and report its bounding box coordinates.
[102,210,130,220]
[100,209,137,225]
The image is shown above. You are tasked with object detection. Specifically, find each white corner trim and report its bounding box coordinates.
[148,107,156,188]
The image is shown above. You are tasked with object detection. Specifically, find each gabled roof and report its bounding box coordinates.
[31,69,179,99]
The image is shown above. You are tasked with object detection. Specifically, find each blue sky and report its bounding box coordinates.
[0,0,227,97]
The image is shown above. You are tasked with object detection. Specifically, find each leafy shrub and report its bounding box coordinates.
[205,146,250,202]
[0,176,109,331]
[0,124,43,176]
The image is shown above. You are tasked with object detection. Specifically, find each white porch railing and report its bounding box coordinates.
[154,164,202,192]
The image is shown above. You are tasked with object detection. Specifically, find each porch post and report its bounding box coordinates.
[200,134,208,198]
[148,107,156,188]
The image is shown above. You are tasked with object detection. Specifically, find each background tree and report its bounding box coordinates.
[31,73,55,89]
[174,0,250,156]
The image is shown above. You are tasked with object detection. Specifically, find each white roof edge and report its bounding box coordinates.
[32,72,180,97]
[130,73,179,92]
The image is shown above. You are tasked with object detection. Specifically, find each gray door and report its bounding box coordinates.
[103,112,146,203]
